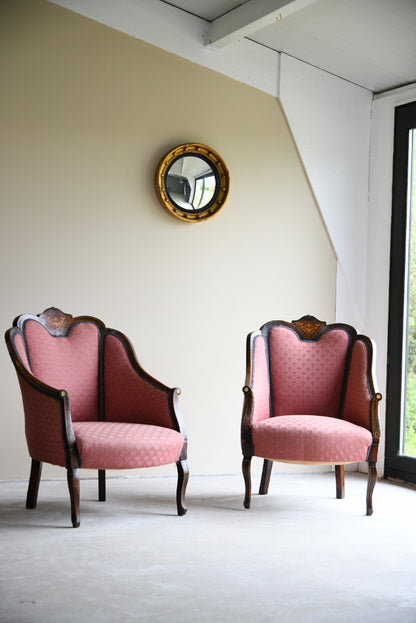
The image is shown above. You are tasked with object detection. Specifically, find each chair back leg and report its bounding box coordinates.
[98,469,106,501]
[259,459,273,495]
[67,468,80,528]
[26,459,42,509]
[335,464,345,499]
[176,459,189,516]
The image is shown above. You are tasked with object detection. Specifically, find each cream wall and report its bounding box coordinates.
[0,0,336,480]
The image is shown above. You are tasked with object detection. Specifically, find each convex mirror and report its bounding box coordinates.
[155,143,230,222]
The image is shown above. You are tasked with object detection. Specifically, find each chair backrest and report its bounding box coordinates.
[267,323,352,419]
[248,316,376,430]
[8,308,101,422]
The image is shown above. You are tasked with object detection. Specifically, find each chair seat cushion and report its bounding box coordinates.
[72,421,184,469]
[251,415,373,463]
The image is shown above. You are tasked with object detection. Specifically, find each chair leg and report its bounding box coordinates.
[242,456,252,509]
[26,459,42,509]
[67,468,80,528]
[176,459,189,516]
[366,462,377,516]
[98,469,106,501]
[335,464,345,499]
[259,459,273,495]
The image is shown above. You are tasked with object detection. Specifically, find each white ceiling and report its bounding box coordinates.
[164,0,416,93]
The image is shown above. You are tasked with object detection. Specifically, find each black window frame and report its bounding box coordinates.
[385,100,416,483]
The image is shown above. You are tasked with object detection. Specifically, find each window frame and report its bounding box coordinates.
[385,100,416,483]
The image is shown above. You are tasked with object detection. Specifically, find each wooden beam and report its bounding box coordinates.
[205,0,320,48]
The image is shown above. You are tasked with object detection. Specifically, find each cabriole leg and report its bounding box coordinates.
[26,459,42,509]
[98,469,106,502]
[259,459,273,495]
[366,462,377,516]
[176,459,189,516]
[335,464,345,499]
[243,456,252,509]
[67,468,80,528]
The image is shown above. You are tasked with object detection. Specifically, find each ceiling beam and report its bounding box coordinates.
[205,0,320,48]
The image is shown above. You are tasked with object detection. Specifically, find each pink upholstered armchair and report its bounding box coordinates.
[5,308,189,527]
[241,316,381,515]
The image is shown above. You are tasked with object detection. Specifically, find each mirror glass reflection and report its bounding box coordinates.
[165,155,218,212]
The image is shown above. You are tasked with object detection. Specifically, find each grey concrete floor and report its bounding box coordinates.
[1,471,415,623]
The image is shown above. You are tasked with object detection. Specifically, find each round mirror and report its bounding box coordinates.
[155,143,230,222]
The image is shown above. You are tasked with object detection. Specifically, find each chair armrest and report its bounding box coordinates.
[6,324,78,468]
[103,331,186,436]
[241,331,271,456]
[16,372,78,468]
[243,331,271,424]
[343,336,382,439]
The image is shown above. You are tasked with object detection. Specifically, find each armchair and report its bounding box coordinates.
[241,316,381,515]
[5,308,189,527]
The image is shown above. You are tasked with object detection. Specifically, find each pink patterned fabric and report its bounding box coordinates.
[72,421,184,469]
[104,334,174,429]
[344,339,372,430]
[269,327,349,418]
[251,334,270,424]
[252,414,372,463]
[18,375,67,466]
[23,320,99,422]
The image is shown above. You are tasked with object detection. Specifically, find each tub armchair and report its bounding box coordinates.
[241,315,381,515]
[5,308,189,527]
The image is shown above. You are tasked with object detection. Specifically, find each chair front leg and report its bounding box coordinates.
[98,469,106,501]
[26,459,42,509]
[67,468,80,528]
[335,464,345,499]
[259,459,273,495]
[176,459,189,516]
[366,461,377,516]
[242,456,252,508]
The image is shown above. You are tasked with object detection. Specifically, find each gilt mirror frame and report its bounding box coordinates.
[154,143,230,222]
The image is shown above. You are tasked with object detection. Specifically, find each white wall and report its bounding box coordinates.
[277,63,416,478]
[278,54,373,331]
[367,83,416,474]
[278,54,391,473]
